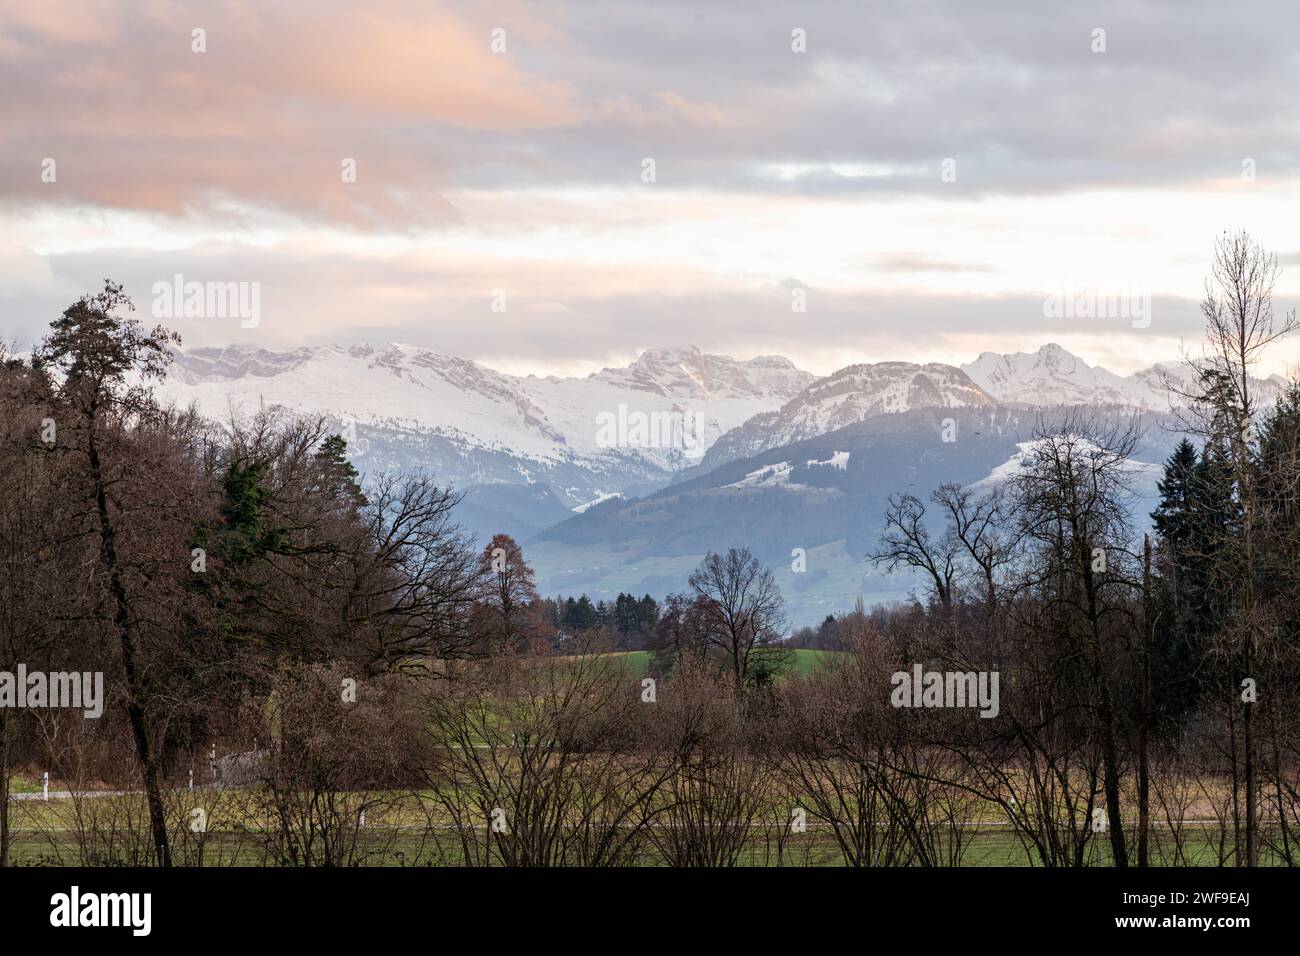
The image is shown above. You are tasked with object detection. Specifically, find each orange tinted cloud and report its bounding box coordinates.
[0,0,580,225]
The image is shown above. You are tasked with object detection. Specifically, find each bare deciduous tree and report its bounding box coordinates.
[688,547,788,684]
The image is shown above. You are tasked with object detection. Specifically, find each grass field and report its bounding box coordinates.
[0,819,1276,868]
[4,774,1285,868]
[8,775,43,794]
[594,648,839,679]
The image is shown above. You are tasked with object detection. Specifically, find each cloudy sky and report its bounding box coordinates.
[3,0,1300,377]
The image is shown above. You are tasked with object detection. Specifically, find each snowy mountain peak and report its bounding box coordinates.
[632,344,702,363]
[698,360,992,470]
[167,344,319,382]
[591,345,814,401]
[960,343,1288,411]
[800,361,992,412]
[963,344,1164,409]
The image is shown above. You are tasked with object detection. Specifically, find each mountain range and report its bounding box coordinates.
[158,341,1280,489]
[152,341,1290,623]
[160,342,814,509]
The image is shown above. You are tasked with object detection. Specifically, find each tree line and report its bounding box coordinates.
[1,230,1298,867]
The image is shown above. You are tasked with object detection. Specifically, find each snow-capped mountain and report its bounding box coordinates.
[154,339,1292,533]
[697,361,992,471]
[156,343,814,506]
[590,345,811,400]
[960,343,1288,410]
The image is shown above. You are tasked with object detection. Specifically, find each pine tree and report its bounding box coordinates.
[1152,439,1200,547]
[638,594,660,631]
[314,434,367,508]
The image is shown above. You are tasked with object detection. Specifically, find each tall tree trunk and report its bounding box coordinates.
[1227,697,1242,865]
[1137,534,1152,867]
[87,424,172,867]
[1078,534,1127,866]
[1242,466,1258,867]
[1244,639,1256,866]
[1240,472,1257,867]
[0,709,10,867]
[1096,678,1128,866]
[1270,707,1293,864]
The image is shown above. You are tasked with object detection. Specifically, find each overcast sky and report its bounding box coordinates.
[3,0,1300,377]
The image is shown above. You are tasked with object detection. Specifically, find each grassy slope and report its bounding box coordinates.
[597,648,838,679]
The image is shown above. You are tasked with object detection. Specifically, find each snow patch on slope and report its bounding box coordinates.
[968,438,1164,492]
[724,461,809,490]
[807,451,851,470]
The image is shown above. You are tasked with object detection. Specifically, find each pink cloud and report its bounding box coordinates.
[0,0,581,226]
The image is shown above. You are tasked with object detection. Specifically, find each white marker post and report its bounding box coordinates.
[43,771,49,801]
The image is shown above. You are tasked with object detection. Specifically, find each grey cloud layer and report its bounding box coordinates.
[4,0,1300,224]
[3,0,1297,377]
